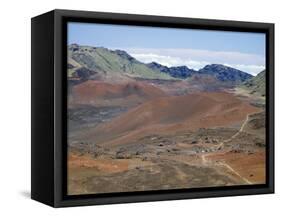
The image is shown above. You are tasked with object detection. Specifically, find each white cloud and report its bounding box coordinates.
[130,53,209,70]
[224,64,265,76]
[123,48,265,76]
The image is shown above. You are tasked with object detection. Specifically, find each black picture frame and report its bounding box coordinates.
[31,9,274,207]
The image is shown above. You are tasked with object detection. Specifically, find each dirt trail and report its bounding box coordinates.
[219,162,252,184]
[201,153,252,184]
[200,113,255,184]
[217,113,250,149]
[172,164,189,181]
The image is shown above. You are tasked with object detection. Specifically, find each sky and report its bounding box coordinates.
[68,22,266,75]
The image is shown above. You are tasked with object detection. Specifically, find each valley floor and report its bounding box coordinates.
[67,82,266,195]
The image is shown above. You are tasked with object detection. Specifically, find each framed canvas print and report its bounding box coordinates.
[31,9,274,207]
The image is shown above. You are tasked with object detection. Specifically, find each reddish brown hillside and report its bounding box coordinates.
[76,92,261,146]
[70,80,166,107]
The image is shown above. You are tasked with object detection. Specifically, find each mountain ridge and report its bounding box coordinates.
[147,62,197,79]
[68,44,174,81]
[68,44,255,85]
[198,64,253,83]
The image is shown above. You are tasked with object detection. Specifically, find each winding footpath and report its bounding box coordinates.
[201,114,253,184]
[217,114,250,150]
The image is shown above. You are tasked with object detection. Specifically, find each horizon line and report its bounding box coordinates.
[68,43,265,76]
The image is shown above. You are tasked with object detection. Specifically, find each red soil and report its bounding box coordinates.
[68,153,129,173]
[70,80,166,107]
[77,91,261,146]
[205,150,266,184]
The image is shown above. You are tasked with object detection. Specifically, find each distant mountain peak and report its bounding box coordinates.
[147,62,196,79]
[201,64,238,71]
[198,64,252,83]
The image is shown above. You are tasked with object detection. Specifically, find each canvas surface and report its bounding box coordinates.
[66,22,266,195]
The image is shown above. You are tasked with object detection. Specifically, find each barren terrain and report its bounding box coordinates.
[68,79,266,195]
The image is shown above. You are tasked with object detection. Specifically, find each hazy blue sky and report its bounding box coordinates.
[68,22,266,75]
